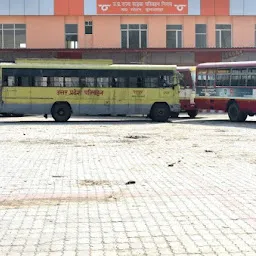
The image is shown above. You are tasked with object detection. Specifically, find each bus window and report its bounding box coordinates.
[6,76,14,86]
[137,77,143,88]
[116,77,126,88]
[247,68,256,86]
[207,70,215,87]
[2,77,7,87]
[197,70,207,86]
[35,77,47,87]
[111,77,117,87]
[51,77,64,87]
[80,77,95,87]
[17,76,30,87]
[145,77,158,88]
[191,71,196,86]
[129,77,144,88]
[65,77,79,87]
[216,69,231,87]
[159,75,173,87]
[109,77,126,88]
[231,69,247,87]
[178,71,192,88]
[178,72,185,88]
[97,77,110,88]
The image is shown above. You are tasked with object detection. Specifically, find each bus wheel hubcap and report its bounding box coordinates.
[158,110,164,116]
[58,109,64,116]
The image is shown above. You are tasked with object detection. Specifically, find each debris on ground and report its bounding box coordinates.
[125,181,136,185]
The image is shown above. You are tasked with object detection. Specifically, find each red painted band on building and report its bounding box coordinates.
[97,0,188,15]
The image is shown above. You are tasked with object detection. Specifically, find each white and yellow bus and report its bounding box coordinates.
[0,62,180,122]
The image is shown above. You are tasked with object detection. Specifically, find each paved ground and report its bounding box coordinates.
[0,113,256,256]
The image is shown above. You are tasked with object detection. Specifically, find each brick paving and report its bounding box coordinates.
[0,114,256,256]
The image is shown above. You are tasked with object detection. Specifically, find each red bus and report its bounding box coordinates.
[177,66,198,118]
[195,61,256,122]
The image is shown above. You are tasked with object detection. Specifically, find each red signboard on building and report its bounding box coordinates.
[97,0,188,15]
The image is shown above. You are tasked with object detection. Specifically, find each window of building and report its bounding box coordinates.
[0,24,26,49]
[166,25,182,48]
[121,24,147,49]
[65,24,78,49]
[195,24,207,48]
[216,24,232,48]
[85,21,93,34]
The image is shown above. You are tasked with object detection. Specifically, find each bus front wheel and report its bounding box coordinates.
[187,110,198,118]
[51,103,72,122]
[150,103,170,122]
[228,103,247,122]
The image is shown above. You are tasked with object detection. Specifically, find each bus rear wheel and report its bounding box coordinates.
[187,110,198,118]
[150,103,170,122]
[228,102,247,122]
[51,103,72,122]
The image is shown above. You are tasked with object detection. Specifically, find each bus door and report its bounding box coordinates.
[128,76,147,115]
[0,75,11,111]
[14,76,32,113]
[110,77,129,115]
[158,73,178,104]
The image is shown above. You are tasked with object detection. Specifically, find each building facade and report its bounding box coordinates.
[0,0,256,50]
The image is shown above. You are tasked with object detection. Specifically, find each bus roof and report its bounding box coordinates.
[0,63,177,71]
[15,58,113,65]
[177,66,196,71]
[197,61,256,69]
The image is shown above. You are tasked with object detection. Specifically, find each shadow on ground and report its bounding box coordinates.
[173,116,256,129]
[1,115,255,129]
